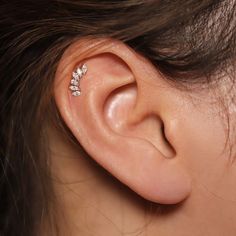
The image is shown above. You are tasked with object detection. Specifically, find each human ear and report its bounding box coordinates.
[54,38,191,204]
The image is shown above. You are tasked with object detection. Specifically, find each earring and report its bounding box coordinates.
[69,64,88,96]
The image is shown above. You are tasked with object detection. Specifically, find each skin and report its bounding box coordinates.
[45,38,236,235]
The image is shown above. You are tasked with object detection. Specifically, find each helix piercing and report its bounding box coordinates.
[69,64,88,96]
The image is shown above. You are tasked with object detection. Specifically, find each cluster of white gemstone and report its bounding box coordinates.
[69,64,88,96]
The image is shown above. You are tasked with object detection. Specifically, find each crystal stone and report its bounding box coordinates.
[69,85,79,91]
[72,72,79,80]
[76,68,83,77]
[81,64,88,74]
[70,79,79,86]
[72,91,81,96]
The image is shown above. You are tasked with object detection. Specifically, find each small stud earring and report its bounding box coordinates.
[69,64,87,96]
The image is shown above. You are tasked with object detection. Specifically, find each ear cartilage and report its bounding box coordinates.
[69,64,87,96]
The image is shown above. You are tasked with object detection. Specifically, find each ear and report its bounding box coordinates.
[54,38,191,204]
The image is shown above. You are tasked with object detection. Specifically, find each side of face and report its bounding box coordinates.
[52,38,236,234]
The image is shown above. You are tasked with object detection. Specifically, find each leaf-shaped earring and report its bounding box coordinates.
[69,64,87,96]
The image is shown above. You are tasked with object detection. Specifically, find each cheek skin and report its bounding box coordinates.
[142,73,236,204]
[170,91,236,201]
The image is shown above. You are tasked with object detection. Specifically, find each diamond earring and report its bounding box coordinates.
[69,64,88,96]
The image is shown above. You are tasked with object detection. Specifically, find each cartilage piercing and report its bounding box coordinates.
[69,64,87,96]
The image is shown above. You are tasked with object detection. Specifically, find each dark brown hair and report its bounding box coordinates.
[0,0,235,235]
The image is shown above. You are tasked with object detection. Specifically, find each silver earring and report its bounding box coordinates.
[69,64,88,96]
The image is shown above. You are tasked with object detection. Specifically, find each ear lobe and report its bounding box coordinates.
[54,39,192,204]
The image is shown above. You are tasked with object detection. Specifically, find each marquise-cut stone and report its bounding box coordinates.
[81,64,87,74]
[72,91,81,96]
[69,85,79,91]
[71,79,79,86]
[72,72,79,79]
[76,68,83,77]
